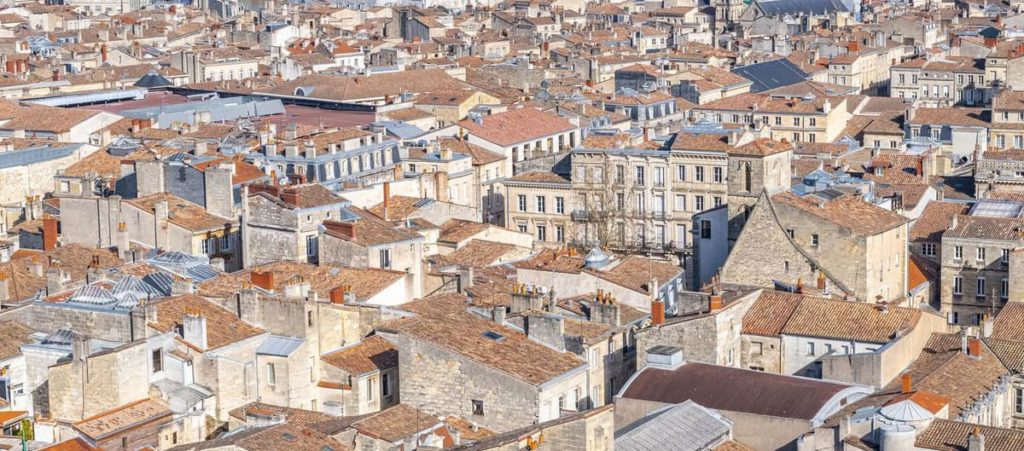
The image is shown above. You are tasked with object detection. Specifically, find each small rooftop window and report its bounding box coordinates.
[482,331,506,342]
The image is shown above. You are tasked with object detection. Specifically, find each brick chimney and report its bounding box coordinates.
[382,182,391,221]
[651,299,665,327]
[329,285,348,304]
[42,216,58,251]
[901,373,912,394]
[817,271,827,291]
[968,337,982,358]
[280,188,301,206]
[100,44,108,63]
[435,171,449,202]
[590,291,621,326]
[709,293,723,311]
[250,270,275,291]
[323,220,356,240]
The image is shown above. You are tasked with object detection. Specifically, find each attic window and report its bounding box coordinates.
[482,331,506,342]
[282,433,297,442]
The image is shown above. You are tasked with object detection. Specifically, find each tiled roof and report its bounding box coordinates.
[908,108,990,127]
[38,438,99,451]
[148,294,266,351]
[351,404,439,442]
[321,335,398,375]
[506,171,571,184]
[0,320,34,361]
[326,207,421,247]
[432,239,518,268]
[367,196,430,221]
[458,108,577,147]
[198,261,404,301]
[62,148,156,179]
[590,255,682,295]
[916,419,1024,451]
[741,290,803,337]
[266,70,468,102]
[127,193,234,232]
[437,137,505,166]
[74,398,172,441]
[514,247,585,274]
[773,191,908,236]
[438,219,490,244]
[377,312,585,385]
[780,296,920,344]
[990,302,1024,342]
[945,214,1024,241]
[730,138,793,157]
[0,244,122,302]
[908,254,938,290]
[910,202,969,241]
[228,402,337,425]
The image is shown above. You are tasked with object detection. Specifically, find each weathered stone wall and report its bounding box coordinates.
[721,197,818,291]
[48,341,149,422]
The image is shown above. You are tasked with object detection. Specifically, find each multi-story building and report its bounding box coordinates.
[989,90,1024,151]
[890,57,990,106]
[243,183,349,267]
[976,150,1024,197]
[458,107,583,165]
[940,199,1024,325]
[906,107,990,162]
[827,44,905,95]
[501,172,573,246]
[692,92,851,143]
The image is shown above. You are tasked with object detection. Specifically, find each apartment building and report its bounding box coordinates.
[501,172,573,246]
[940,199,1024,325]
[692,92,851,143]
[827,44,904,95]
[890,57,990,106]
[990,90,1024,151]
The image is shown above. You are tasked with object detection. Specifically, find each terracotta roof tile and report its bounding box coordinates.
[916,419,1024,451]
[0,320,34,361]
[198,261,404,301]
[321,335,398,375]
[148,294,266,351]
[458,108,577,147]
[127,193,234,232]
[773,191,909,236]
[73,398,172,441]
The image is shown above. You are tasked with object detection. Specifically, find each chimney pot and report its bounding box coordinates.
[901,373,912,394]
[250,270,275,290]
[651,299,665,326]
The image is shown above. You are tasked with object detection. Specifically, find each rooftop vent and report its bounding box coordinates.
[646,345,684,369]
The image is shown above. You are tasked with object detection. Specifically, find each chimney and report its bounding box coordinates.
[382,182,391,221]
[280,188,301,206]
[969,427,985,451]
[651,299,665,326]
[0,272,9,306]
[116,221,130,260]
[459,266,475,293]
[71,332,90,366]
[817,271,827,291]
[795,277,804,294]
[393,164,404,180]
[30,257,44,278]
[709,293,723,311]
[323,220,356,240]
[250,270,275,291]
[329,285,353,304]
[492,305,506,324]
[435,171,449,202]
[183,307,208,350]
[982,314,994,338]
[52,67,60,81]
[100,44,108,63]
[591,292,621,326]
[42,216,58,251]
[968,337,982,358]
[901,373,913,394]
[171,276,193,295]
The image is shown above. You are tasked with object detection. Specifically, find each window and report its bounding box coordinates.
[379,249,391,269]
[536,196,546,213]
[977,277,986,297]
[713,196,722,207]
[676,165,686,181]
[555,197,565,214]
[793,117,801,126]
[675,195,686,211]
[654,195,665,214]
[267,363,276,385]
[306,235,317,258]
[307,310,314,327]
[635,193,645,212]
[700,220,711,239]
[654,167,665,187]
[382,373,391,397]
[811,234,819,247]
[634,166,645,185]
[518,195,527,212]
[806,342,815,356]
[922,243,936,256]
[787,229,795,239]
[367,377,375,401]
[977,247,986,262]
[517,223,528,233]
[1003,278,1009,300]
[615,165,625,184]
[1003,248,1011,264]
[556,225,565,243]
[1016,388,1023,415]
[472,400,484,415]
[201,238,211,255]
[825,343,833,354]
[152,349,162,373]
[537,225,547,242]
[953,276,962,295]
[695,166,705,182]
[616,193,625,210]
[752,341,763,355]
[695,196,704,212]
[713,167,723,183]
[809,118,816,127]
[774,116,782,126]
[954,246,963,261]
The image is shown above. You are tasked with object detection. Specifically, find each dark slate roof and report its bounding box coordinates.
[754,0,848,16]
[619,362,855,420]
[731,59,810,93]
[134,71,173,88]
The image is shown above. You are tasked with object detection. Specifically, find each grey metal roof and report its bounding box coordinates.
[134,71,173,89]
[143,272,174,296]
[731,59,809,93]
[755,0,848,16]
[119,96,286,128]
[257,335,305,357]
[615,400,732,451]
[28,88,147,107]
[370,121,427,140]
[0,145,81,170]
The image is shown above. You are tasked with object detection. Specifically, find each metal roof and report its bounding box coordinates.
[615,400,732,451]
[754,0,848,16]
[731,59,810,93]
[27,88,147,107]
[257,335,305,357]
[0,145,81,170]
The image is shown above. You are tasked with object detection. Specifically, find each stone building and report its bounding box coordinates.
[976,150,1024,198]
[319,335,399,416]
[890,57,990,106]
[691,92,852,144]
[501,171,574,246]
[376,306,588,433]
[242,183,349,267]
[458,107,583,165]
[939,199,1024,325]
